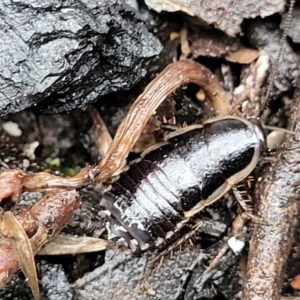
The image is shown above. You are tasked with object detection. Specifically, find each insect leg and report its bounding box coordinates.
[232,185,275,226]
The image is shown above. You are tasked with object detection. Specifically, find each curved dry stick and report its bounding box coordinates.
[97,59,230,182]
[242,88,300,300]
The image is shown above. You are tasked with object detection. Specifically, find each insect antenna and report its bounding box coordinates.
[259,0,296,115]
[262,124,297,135]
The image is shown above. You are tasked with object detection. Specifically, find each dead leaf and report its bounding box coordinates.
[38,234,112,255]
[3,212,40,300]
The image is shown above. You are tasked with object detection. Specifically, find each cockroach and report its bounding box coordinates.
[100,116,266,252]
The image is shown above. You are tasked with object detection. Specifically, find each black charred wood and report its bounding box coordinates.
[0,0,162,116]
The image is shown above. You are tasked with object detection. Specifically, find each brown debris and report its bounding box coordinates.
[225,48,260,64]
[232,52,270,118]
[0,189,81,289]
[242,88,300,300]
[290,274,300,290]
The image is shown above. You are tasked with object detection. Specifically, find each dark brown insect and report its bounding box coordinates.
[101,116,266,252]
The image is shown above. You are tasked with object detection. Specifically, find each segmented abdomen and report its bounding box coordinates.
[101,117,265,251]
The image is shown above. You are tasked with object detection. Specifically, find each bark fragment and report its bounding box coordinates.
[242,88,300,300]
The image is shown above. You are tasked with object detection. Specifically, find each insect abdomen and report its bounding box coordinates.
[101,117,266,251]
